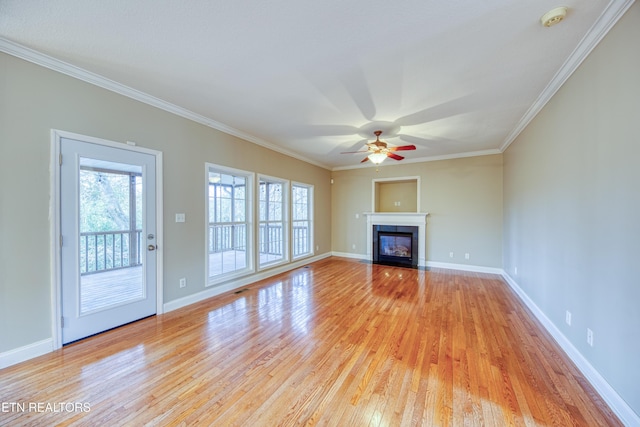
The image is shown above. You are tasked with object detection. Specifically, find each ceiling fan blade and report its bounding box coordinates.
[360,156,370,163]
[387,153,404,161]
[334,138,370,156]
[389,145,416,151]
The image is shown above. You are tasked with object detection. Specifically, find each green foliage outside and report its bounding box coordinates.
[80,170,142,232]
[79,169,142,273]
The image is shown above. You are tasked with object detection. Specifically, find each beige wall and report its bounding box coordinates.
[331,154,503,268]
[376,180,418,212]
[0,52,331,353]
[3,4,638,416]
[503,3,640,417]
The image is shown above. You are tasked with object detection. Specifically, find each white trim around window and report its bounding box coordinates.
[291,181,314,260]
[205,163,254,287]
[258,174,289,270]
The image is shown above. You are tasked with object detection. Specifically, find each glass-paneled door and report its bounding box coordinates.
[60,137,157,344]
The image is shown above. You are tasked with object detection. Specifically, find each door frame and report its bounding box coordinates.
[50,129,164,349]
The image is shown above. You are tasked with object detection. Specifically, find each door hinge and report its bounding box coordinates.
[59,153,62,166]
[60,234,63,247]
[61,316,65,328]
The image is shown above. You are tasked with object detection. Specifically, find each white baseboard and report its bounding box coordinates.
[163,252,332,312]
[501,272,640,426]
[1,254,332,369]
[331,252,504,275]
[426,261,503,274]
[331,251,367,260]
[5,258,636,425]
[0,339,53,370]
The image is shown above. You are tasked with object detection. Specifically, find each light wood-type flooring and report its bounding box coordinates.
[0,257,621,426]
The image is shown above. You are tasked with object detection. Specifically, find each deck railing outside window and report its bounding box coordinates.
[292,223,309,257]
[208,223,307,256]
[81,224,308,275]
[259,223,283,256]
[80,230,142,275]
[208,223,247,253]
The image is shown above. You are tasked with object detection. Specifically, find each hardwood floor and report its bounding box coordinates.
[0,257,621,426]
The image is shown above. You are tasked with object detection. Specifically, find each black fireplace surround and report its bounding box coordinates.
[372,225,419,268]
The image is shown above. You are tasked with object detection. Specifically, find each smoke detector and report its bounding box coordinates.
[541,7,568,27]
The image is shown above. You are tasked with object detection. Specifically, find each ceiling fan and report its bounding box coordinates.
[341,130,416,165]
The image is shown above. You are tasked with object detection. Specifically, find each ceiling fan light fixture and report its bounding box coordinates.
[368,152,387,164]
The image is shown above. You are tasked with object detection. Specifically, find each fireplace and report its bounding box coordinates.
[365,212,428,267]
[373,225,419,268]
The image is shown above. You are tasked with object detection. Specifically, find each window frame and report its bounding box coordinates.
[291,181,314,260]
[257,174,289,269]
[205,163,254,287]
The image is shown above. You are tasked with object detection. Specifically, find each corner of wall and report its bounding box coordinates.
[500,271,640,426]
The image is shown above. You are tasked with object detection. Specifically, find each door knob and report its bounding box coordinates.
[148,244,157,251]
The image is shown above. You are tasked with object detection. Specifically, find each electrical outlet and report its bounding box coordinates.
[449,252,454,258]
[175,213,185,223]
[587,328,594,347]
[515,266,518,275]
[179,278,186,288]
[565,310,571,326]
[352,244,356,250]
[465,253,470,260]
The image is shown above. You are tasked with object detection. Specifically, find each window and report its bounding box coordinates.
[292,183,313,258]
[258,175,288,267]
[206,164,253,285]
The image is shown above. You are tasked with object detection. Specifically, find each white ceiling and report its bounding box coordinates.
[0,0,633,170]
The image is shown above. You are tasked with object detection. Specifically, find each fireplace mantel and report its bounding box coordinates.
[364,212,429,267]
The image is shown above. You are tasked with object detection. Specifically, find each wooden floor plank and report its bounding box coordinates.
[0,257,622,426]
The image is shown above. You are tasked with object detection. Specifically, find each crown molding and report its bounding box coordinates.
[499,0,636,152]
[0,37,331,171]
[2,0,633,171]
[331,148,502,171]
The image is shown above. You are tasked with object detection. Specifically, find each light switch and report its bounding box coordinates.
[175,213,185,223]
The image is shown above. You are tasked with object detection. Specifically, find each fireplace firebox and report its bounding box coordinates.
[372,225,419,268]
